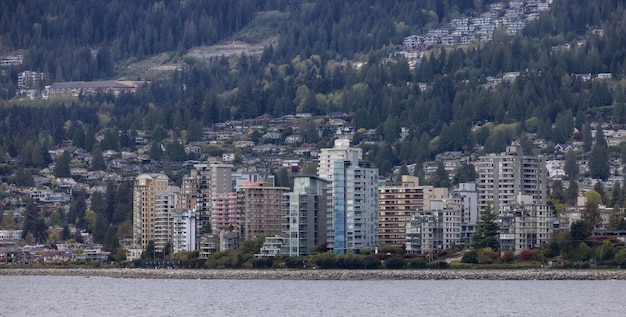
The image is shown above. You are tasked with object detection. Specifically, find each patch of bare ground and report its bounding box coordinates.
[187,36,278,60]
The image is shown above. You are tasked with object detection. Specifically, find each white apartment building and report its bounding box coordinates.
[499,201,555,254]
[477,145,547,215]
[317,139,362,182]
[405,199,461,254]
[154,186,179,254]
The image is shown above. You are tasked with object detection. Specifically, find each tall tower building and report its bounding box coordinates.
[449,182,479,247]
[378,175,447,247]
[331,160,379,254]
[317,139,362,182]
[132,173,169,251]
[286,176,329,256]
[154,185,179,254]
[477,145,547,214]
[191,158,233,246]
[237,177,289,240]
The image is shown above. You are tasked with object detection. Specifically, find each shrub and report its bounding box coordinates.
[476,248,498,264]
[519,249,536,262]
[407,256,426,268]
[384,256,405,269]
[461,250,478,263]
[501,251,515,263]
[426,260,448,269]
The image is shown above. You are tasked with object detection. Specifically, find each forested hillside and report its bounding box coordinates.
[1,0,626,177]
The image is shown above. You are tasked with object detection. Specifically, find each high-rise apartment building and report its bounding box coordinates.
[378,175,447,247]
[154,185,179,253]
[331,160,379,254]
[317,139,362,182]
[132,173,169,251]
[212,192,239,235]
[172,210,196,254]
[405,199,461,254]
[477,145,547,214]
[499,202,555,254]
[285,176,329,256]
[189,158,233,245]
[449,182,479,247]
[237,177,289,240]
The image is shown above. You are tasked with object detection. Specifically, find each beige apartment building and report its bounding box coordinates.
[378,175,448,247]
[132,173,169,250]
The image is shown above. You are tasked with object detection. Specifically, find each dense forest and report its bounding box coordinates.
[1,0,626,177]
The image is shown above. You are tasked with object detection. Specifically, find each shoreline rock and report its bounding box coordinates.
[1,268,626,280]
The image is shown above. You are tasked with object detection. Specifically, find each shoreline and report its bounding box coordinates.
[1,268,626,280]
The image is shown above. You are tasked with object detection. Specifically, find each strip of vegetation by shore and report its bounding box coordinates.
[2,268,626,280]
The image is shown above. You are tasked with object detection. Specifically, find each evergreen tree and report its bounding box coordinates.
[563,150,579,180]
[582,123,593,153]
[611,182,624,206]
[274,167,290,188]
[589,128,610,180]
[68,190,87,229]
[582,200,603,231]
[54,152,71,178]
[429,162,451,188]
[14,167,35,187]
[149,140,162,161]
[22,204,48,244]
[91,145,106,171]
[565,180,579,205]
[550,180,564,202]
[607,206,626,230]
[472,204,500,251]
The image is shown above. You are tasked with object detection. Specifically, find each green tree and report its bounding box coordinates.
[142,240,156,260]
[570,220,591,244]
[582,123,593,152]
[472,204,500,251]
[550,180,564,202]
[589,128,610,180]
[90,191,106,215]
[186,119,203,143]
[563,150,579,180]
[274,167,290,188]
[585,189,603,206]
[149,141,162,161]
[91,146,106,171]
[593,181,608,205]
[68,190,87,229]
[607,206,626,230]
[453,163,476,184]
[565,180,579,206]
[14,167,35,187]
[582,200,603,230]
[54,152,71,178]
[22,204,48,244]
[615,248,626,267]
[1,211,16,229]
[610,181,623,207]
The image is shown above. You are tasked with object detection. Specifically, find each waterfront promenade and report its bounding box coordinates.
[2,268,626,280]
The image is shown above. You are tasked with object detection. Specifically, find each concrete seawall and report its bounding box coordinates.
[2,268,626,280]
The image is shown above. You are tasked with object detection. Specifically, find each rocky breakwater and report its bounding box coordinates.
[2,268,626,280]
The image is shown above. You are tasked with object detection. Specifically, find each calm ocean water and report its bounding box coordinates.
[1,275,624,317]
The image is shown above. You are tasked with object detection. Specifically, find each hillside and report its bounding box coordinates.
[0,0,625,178]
